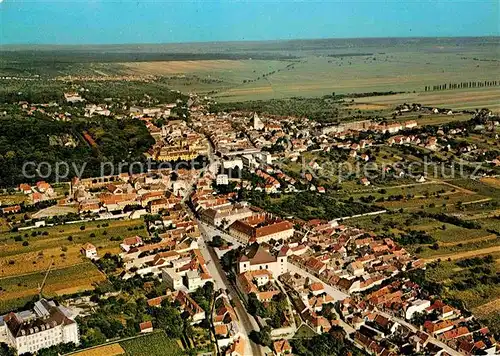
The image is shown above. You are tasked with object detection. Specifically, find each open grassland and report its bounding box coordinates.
[71,344,125,356]
[0,262,105,313]
[113,43,500,106]
[0,219,146,278]
[119,332,184,356]
[352,87,500,112]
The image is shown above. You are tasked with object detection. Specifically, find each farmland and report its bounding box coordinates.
[71,343,125,356]
[345,174,500,331]
[0,262,105,313]
[119,332,184,356]
[421,253,500,335]
[115,45,500,104]
[2,37,499,109]
[0,218,146,313]
[0,219,146,277]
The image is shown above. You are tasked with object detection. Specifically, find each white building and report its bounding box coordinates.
[162,268,184,291]
[1,300,79,355]
[222,158,243,171]
[405,299,431,320]
[238,245,287,278]
[216,174,229,186]
[80,243,97,259]
[186,270,213,292]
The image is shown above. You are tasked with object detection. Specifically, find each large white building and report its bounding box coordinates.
[1,299,79,355]
[238,244,287,278]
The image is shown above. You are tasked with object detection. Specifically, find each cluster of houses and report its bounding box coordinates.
[285,221,424,294]
[18,181,57,204]
[340,280,497,355]
[192,113,260,157]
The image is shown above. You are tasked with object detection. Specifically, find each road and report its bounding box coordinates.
[287,263,349,302]
[199,222,243,249]
[197,223,264,356]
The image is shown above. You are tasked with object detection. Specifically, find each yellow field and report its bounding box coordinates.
[122,59,246,75]
[0,219,143,278]
[423,245,500,262]
[72,343,125,356]
[0,262,106,312]
[353,87,500,112]
[481,177,500,189]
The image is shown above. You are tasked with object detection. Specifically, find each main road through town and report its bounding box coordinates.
[197,223,264,356]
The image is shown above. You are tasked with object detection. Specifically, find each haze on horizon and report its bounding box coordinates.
[0,0,499,46]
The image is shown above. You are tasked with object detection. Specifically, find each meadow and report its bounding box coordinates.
[2,37,498,109]
[0,218,147,312]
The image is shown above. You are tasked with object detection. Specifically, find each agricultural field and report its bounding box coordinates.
[0,262,105,313]
[352,87,500,112]
[0,191,30,206]
[119,332,184,356]
[0,218,146,313]
[423,254,500,335]
[347,176,500,259]
[71,343,125,356]
[2,38,498,109]
[117,49,500,105]
[0,218,146,278]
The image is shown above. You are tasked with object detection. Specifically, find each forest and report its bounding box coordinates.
[0,115,154,187]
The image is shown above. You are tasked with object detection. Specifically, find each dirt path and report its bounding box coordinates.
[439,234,497,247]
[424,245,500,262]
[434,179,476,195]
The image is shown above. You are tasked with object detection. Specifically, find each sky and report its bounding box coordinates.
[0,0,499,45]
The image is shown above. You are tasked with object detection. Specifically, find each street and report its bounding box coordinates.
[197,223,264,356]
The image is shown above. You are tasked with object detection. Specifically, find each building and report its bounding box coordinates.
[2,205,21,215]
[120,235,144,252]
[1,299,79,354]
[200,204,253,227]
[236,269,280,302]
[226,336,246,356]
[273,339,292,355]
[216,174,229,186]
[80,243,97,259]
[252,112,265,130]
[405,299,431,320]
[162,268,184,291]
[238,244,287,278]
[139,321,153,333]
[228,214,294,244]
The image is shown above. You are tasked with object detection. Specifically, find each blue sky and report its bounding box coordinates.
[1,0,499,45]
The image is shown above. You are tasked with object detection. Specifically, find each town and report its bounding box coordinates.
[0,84,499,356]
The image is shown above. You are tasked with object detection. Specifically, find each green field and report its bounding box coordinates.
[0,218,147,312]
[0,262,105,313]
[1,37,499,108]
[0,219,146,278]
[120,332,184,356]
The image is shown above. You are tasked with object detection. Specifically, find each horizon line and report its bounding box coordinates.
[1,34,499,49]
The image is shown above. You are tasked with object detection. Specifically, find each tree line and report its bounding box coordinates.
[424,80,499,92]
